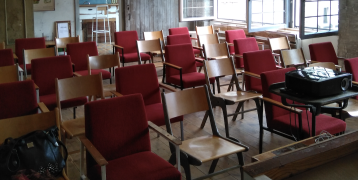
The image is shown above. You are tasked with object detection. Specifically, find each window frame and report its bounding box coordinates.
[179,0,218,22]
[299,0,339,39]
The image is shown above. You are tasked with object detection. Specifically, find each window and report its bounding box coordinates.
[299,0,339,39]
[247,0,289,32]
[217,0,246,21]
[180,0,217,21]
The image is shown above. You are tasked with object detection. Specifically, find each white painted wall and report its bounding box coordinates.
[34,0,75,40]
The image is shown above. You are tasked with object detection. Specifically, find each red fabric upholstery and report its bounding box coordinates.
[344,57,358,99]
[31,55,87,110]
[234,37,259,68]
[0,49,14,67]
[67,42,98,72]
[75,69,111,79]
[309,42,338,64]
[261,68,346,138]
[15,37,46,66]
[114,31,150,64]
[169,27,189,35]
[167,34,201,55]
[115,64,183,126]
[165,44,214,88]
[85,94,181,180]
[225,29,246,54]
[243,50,276,93]
[0,80,38,119]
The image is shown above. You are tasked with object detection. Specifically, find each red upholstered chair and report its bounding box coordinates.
[260,68,346,153]
[114,64,183,128]
[0,49,14,67]
[0,80,48,119]
[309,42,345,70]
[225,29,246,55]
[113,31,151,67]
[169,27,190,35]
[233,37,259,68]
[15,37,46,74]
[66,41,111,80]
[163,44,215,90]
[31,56,87,113]
[80,94,181,180]
[243,49,277,93]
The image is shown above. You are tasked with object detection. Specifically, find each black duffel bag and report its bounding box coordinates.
[0,126,68,178]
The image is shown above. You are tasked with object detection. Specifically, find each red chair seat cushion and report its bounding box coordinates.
[193,48,201,55]
[75,69,111,79]
[145,103,183,126]
[274,111,346,138]
[0,49,14,67]
[40,94,87,110]
[121,53,151,63]
[88,151,181,180]
[195,61,203,67]
[20,64,31,74]
[167,72,215,88]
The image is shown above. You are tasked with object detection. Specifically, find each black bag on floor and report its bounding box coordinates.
[0,126,68,178]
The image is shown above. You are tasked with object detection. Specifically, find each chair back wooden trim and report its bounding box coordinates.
[0,108,61,142]
[204,58,236,78]
[0,64,19,84]
[198,33,219,48]
[268,36,291,51]
[55,73,104,107]
[87,52,120,74]
[137,39,162,53]
[309,62,336,70]
[281,49,307,68]
[0,41,5,49]
[23,47,57,65]
[55,36,80,54]
[143,30,164,42]
[162,87,209,119]
[196,25,214,36]
[203,42,230,59]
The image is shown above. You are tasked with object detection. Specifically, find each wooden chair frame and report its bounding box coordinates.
[281,48,308,68]
[162,86,249,180]
[136,39,164,67]
[0,41,5,49]
[202,55,262,135]
[55,35,80,55]
[309,62,337,70]
[0,108,69,180]
[23,47,57,79]
[0,63,20,84]
[143,30,165,44]
[268,36,291,66]
[195,25,214,37]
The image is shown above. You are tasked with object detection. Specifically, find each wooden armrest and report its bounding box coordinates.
[13,53,18,59]
[38,102,49,113]
[192,46,203,50]
[73,72,82,77]
[190,37,197,40]
[112,44,124,49]
[244,71,260,79]
[335,65,342,68]
[159,83,178,92]
[148,121,181,145]
[257,41,264,45]
[34,82,39,90]
[337,57,346,60]
[234,54,243,58]
[227,42,234,46]
[111,91,123,97]
[79,136,108,166]
[195,57,204,63]
[352,81,358,85]
[307,60,318,64]
[272,53,280,57]
[262,97,302,113]
[163,62,182,70]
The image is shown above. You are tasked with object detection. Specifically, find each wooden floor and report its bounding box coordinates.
[64,43,358,180]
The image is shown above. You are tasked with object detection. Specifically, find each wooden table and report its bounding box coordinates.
[243,130,358,180]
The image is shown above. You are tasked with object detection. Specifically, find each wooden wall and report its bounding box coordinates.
[0,0,34,50]
[124,0,179,39]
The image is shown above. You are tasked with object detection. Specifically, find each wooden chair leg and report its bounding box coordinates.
[198,66,202,73]
[209,159,219,174]
[200,111,209,129]
[232,102,244,121]
[73,107,77,119]
[237,152,245,180]
[215,77,221,94]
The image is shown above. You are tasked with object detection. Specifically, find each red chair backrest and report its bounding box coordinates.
[0,80,38,119]
[31,56,73,96]
[165,44,197,77]
[67,42,98,71]
[243,50,277,93]
[309,42,338,64]
[85,94,150,166]
[169,27,189,35]
[260,67,296,128]
[15,37,46,65]
[234,37,259,68]
[0,49,14,67]
[115,64,161,106]
[225,29,246,54]
[114,31,138,54]
[167,34,192,45]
